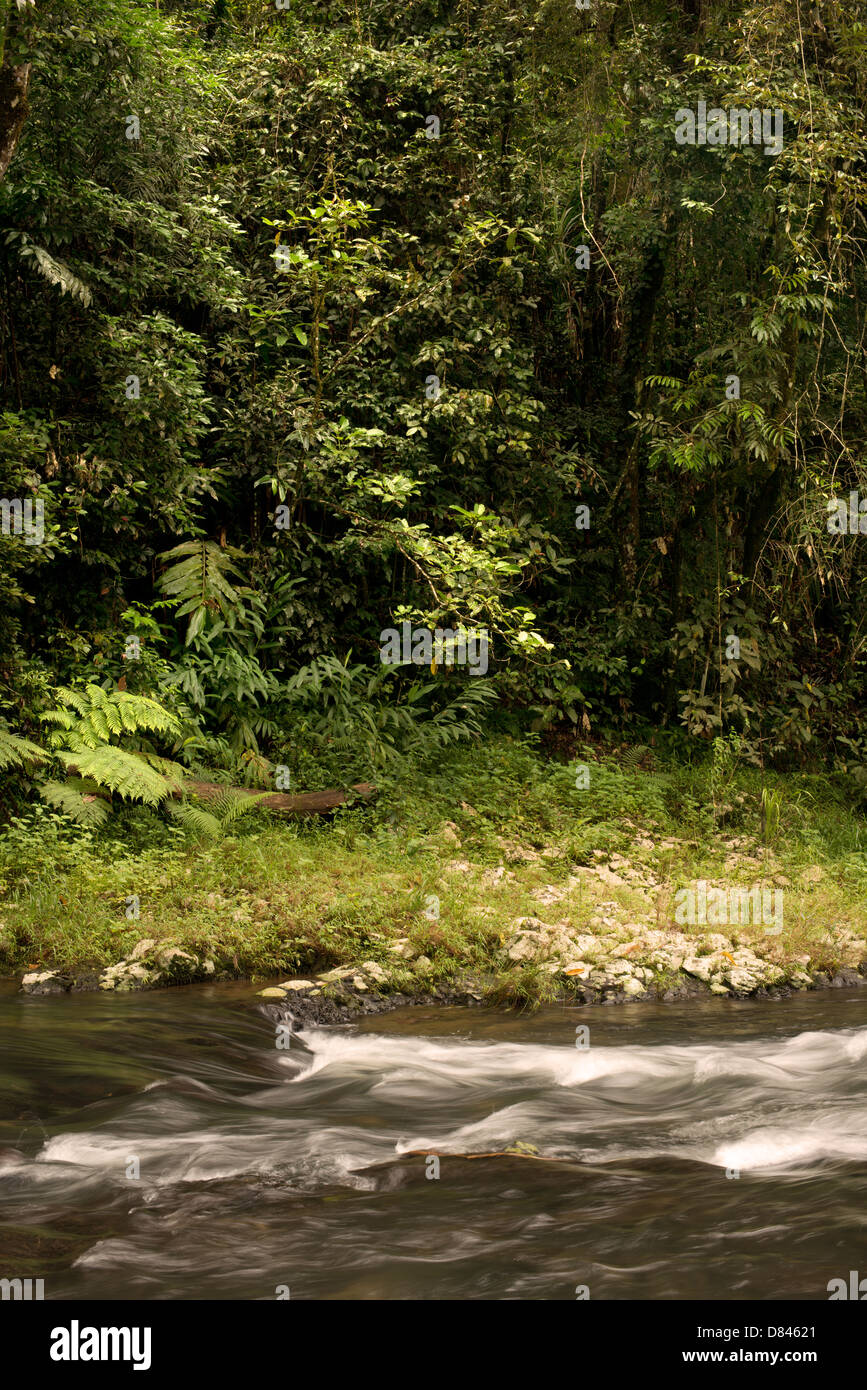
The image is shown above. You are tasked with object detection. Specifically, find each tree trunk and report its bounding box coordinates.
[179,780,375,816]
[0,0,32,184]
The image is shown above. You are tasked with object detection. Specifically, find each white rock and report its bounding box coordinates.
[360,961,388,985]
[789,969,813,987]
[620,976,646,997]
[682,956,717,981]
[388,939,418,960]
[22,970,57,986]
[158,947,196,966]
[129,938,157,961]
[725,968,760,992]
[607,960,635,978]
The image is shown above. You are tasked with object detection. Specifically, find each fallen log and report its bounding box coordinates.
[178,780,375,816]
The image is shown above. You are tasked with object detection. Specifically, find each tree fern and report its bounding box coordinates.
[53,746,178,805]
[283,655,497,770]
[42,687,180,748]
[39,684,184,809]
[209,788,271,826]
[165,802,223,842]
[167,789,270,842]
[0,726,47,770]
[40,778,112,827]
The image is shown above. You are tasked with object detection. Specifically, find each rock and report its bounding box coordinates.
[258,987,288,999]
[620,976,646,997]
[202,959,216,975]
[595,865,627,887]
[508,935,542,963]
[351,976,369,991]
[388,939,419,961]
[497,838,542,863]
[360,961,388,985]
[441,822,462,845]
[726,968,761,993]
[414,955,433,973]
[606,960,635,979]
[21,970,66,995]
[788,969,813,988]
[482,865,515,888]
[534,884,566,906]
[682,955,718,982]
[99,961,162,992]
[157,947,196,967]
[704,933,734,953]
[128,938,157,961]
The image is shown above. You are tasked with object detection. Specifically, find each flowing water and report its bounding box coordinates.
[1,980,866,1300]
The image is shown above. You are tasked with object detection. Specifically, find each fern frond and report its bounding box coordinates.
[0,727,48,770]
[40,778,111,826]
[210,789,271,825]
[56,746,175,805]
[621,744,652,771]
[87,707,112,742]
[135,752,187,786]
[165,802,222,842]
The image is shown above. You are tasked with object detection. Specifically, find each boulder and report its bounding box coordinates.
[360,961,388,985]
[21,970,66,995]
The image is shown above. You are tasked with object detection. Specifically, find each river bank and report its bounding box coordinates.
[4,740,866,1015]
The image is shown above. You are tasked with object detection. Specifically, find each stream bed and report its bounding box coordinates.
[1,981,866,1300]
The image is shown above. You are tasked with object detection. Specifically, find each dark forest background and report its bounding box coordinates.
[1,0,866,822]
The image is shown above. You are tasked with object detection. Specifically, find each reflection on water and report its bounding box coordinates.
[1,980,866,1299]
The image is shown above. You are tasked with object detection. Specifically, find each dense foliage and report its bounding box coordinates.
[1,0,866,822]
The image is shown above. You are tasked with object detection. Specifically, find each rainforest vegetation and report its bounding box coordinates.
[0,0,866,986]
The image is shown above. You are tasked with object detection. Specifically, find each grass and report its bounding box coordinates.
[1,736,866,1001]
